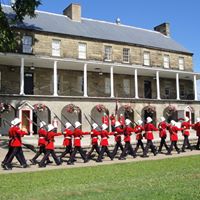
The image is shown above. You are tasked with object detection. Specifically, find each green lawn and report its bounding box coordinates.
[0,156,200,200]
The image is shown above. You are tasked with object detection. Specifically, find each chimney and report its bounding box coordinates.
[154,23,170,37]
[63,3,81,22]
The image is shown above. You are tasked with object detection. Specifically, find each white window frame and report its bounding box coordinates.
[123,48,130,63]
[179,57,185,70]
[105,77,111,94]
[123,79,131,95]
[104,46,112,61]
[163,55,170,68]
[22,35,32,53]
[52,39,61,57]
[78,43,87,59]
[143,51,150,66]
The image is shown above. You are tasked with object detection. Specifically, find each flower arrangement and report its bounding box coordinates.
[124,104,133,113]
[96,104,107,113]
[34,103,47,112]
[167,105,176,112]
[66,104,80,113]
[145,105,156,113]
[0,103,12,113]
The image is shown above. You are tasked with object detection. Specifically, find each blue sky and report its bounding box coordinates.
[35,0,200,72]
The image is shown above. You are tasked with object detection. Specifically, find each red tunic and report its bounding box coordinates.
[73,128,88,147]
[144,123,158,140]
[99,130,111,146]
[102,115,109,126]
[124,126,135,142]
[110,115,116,126]
[168,125,182,141]
[9,126,27,147]
[133,125,144,140]
[45,131,62,150]
[193,122,200,137]
[63,128,73,146]
[90,129,100,145]
[38,128,47,146]
[114,127,124,142]
[158,121,168,138]
[181,121,192,136]
[119,116,125,127]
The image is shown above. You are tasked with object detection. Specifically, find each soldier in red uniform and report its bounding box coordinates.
[158,117,169,153]
[3,118,28,170]
[142,117,158,157]
[166,120,182,155]
[38,124,62,167]
[59,122,73,162]
[112,121,124,159]
[86,123,101,160]
[134,119,145,154]
[102,112,109,126]
[193,117,200,150]
[67,121,89,165]
[181,117,193,152]
[119,113,125,128]
[110,113,116,132]
[119,119,136,160]
[96,124,113,162]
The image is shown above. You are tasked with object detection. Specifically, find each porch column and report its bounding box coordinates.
[176,73,180,100]
[134,69,139,99]
[83,63,88,97]
[193,74,198,101]
[110,66,114,98]
[156,71,161,100]
[20,57,24,95]
[53,60,58,96]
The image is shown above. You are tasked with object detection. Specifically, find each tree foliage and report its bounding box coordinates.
[0,0,41,52]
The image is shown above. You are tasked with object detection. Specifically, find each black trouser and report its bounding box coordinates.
[68,146,86,163]
[135,140,145,153]
[112,141,124,158]
[97,146,112,161]
[39,149,60,167]
[143,140,157,156]
[196,136,200,149]
[120,142,136,158]
[60,145,72,159]
[4,147,27,166]
[158,137,169,152]
[32,145,50,162]
[168,141,180,154]
[87,144,100,158]
[182,135,191,151]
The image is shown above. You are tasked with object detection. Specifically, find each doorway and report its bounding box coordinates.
[144,80,152,98]
[24,72,34,95]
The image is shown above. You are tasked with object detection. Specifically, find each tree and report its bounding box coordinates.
[0,0,41,52]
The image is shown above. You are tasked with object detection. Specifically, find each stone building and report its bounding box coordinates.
[0,3,200,135]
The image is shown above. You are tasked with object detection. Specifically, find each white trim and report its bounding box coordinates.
[20,57,24,95]
[134,69,139,99]
[83,63,88,97]
[110,66,114,98]
[156,71,161,100]
[176,73,180,100]
[53,60,58,96]
[193,75,198,101]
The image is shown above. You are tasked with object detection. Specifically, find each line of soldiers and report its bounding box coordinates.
[1,115,200,170]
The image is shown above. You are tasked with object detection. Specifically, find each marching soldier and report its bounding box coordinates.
[166,120,182,155]
[110,113,116,132]
[158,117,169,153]
[112,121,124,159]
[142,117,158,157]
[119,119,136,160]
[38,124,62,167]
[181,117,193,152]
[96,124,113,162]
[192,117,200,150]
[119,113,125,128]
[102,112,109,127]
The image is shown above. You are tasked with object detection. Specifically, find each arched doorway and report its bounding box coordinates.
[118,105,134,125]
[163,105,177,123]
[142,105,156,125]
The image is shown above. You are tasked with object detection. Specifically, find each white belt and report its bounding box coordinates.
[75,137,80,139]
[102,137,107,139]
[65,136,71,139]
[93,137,98,139]
[39,137,45,139]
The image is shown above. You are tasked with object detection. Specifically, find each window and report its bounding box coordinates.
[123,48,130,63]
[143,52,150,66]
[77,76,84,93]
[78,43,87,59]
[104,46,112,61]
[0,71,1,91]
[52,39,61,57]
[165,88,170,98]
[105,78,110,94]
[179,57,184,70]
[163,55,170,68]
[123,79,130,95]
[22,36,32,53]
[180,85,185,98]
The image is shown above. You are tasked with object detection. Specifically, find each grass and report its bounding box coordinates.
[0,155,200,200]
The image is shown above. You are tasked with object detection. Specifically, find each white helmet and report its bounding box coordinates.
[75,121,81,128]
[40,121,46,128]
[115,121,121,127]
[102,123,108,130]
[47,124,54,132]
[170,120,176,126]
[125,119,131,126]
[196,117,200,123]
[92,123,98,129]
[160,117,165,122]
[137,119,143,125]
[146,117,152,123]
[12,118,21,126]
[65,122,72,129]
[184,117,189,122]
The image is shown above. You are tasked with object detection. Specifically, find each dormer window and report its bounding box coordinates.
[104,46,112,61]
[22,36,32,53]
[179,57,185,70]
[143,51,150,66]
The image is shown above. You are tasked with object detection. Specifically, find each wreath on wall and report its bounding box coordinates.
[167,105,176,112]
[34,103,47,112]
[124,104,133,113]
[96,104,107,113]
[66,104,80,113]
[145,105,156,114]
[0,103,12,113]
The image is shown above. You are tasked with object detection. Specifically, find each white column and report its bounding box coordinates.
[110,66,114,98]
[20,57,24,95]
[176,73,180,100]
[156,71,161,100]
[134,68,139,99]
[83,63,88,97]
[53,60,58,96]
[193,74,198,101]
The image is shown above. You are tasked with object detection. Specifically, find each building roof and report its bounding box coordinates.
[3,5,191,54]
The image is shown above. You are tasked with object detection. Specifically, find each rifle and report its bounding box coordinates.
[84,114,93,127]
[23,112,40,128]
[33,110,48,128]
[61,113,75,129]
[88,114,102,129]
